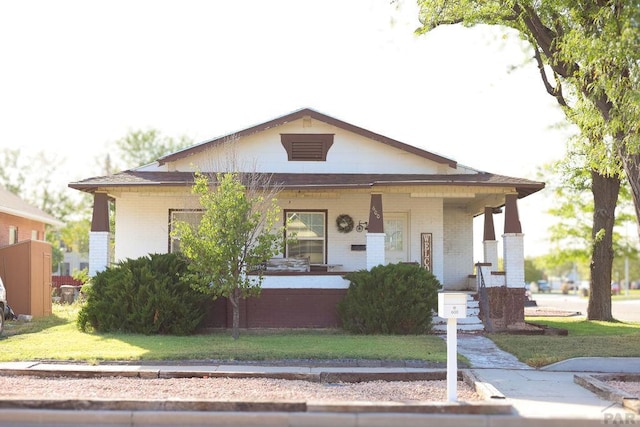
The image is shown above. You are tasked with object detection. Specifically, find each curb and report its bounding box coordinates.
[0,366,454,383]
[462,370,506,400]
[0,398,512,415]
[574,373,640,414]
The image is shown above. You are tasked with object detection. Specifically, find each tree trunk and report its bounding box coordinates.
[229,288,241,340]
[588,170,619,321]
[620,151,640,241]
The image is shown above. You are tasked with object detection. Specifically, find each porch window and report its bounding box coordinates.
[168,209,204,253]
[285,210,326,263]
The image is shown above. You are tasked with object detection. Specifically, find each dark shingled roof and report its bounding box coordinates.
[69,170,544,198]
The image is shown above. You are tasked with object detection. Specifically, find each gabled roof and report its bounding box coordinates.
[157,108,458,168]
[0,185,63,226]
[69,170,544,199]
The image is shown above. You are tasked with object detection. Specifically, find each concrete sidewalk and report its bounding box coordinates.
[457,334,639,421]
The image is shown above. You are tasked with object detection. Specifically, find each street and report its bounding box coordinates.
[531,293,640,322]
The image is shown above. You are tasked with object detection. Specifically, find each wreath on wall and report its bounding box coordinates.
[336,214,354,233]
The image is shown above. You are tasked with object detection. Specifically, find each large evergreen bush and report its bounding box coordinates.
[77,253,209,335]
[337,263,441,334]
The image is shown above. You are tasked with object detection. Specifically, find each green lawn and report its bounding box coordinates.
[0,304,448,364]
[488,317,640,367]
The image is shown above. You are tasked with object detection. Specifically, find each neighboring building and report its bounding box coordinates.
[0,185,63,317]
[69,108,544,330]
[0,185,62,245]
[56,251,89,276]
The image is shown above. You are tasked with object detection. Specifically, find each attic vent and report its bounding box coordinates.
[281,134,334,161]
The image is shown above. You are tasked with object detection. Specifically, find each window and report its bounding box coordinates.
[168,209,204,253]
[60,262,70,276]
[281,134,334,161]
[384,218,404,251]
[8,226,18,244]
[285,210,326,264]
[31,230,39,241]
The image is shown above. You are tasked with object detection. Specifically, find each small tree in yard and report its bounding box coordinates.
[171,171,284,340]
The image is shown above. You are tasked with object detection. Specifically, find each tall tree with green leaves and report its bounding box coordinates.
[416,0,640,233]
[171,172,284,340]
[416,0,639,320]
[113,129,192,170]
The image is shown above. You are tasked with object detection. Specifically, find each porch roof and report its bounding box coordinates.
[69,170,544,199]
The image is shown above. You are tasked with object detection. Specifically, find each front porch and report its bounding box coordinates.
[85,186,529,332]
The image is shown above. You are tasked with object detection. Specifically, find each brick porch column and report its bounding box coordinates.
[89,192,110,276]
[503,193,524,288]
[366,193,385,269]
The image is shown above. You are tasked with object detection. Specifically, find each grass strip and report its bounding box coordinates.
[0,304,448,364]
[488,317,640,367]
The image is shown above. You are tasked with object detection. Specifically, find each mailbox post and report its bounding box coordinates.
[437,292,467,402]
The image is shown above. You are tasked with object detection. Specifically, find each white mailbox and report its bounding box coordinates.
[438,292,467,319]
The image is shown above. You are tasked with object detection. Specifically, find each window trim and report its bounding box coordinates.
[280,134,334,161]
[284,209,328,264]
[8,226,18,244]
[168,209,204,253]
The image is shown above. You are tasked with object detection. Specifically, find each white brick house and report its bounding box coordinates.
[70,108,543,328]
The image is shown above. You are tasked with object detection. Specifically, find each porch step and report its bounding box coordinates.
[431,292,484,333]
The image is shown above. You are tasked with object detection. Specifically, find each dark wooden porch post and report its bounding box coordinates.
[91,192,110,232]
[483,206,498,270]
[503,194,522,234]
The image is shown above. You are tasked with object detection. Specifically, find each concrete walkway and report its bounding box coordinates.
[456,334,532,370]
[456,334,639,421]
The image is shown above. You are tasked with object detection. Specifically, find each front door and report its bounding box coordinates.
[384,213,408,264]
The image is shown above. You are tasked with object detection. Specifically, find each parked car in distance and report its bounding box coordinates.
[534,280,551,293]
[611,282,621,295]
[0,277,6,334]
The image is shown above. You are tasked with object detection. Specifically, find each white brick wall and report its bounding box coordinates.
[112,189,481,287]
[366,233,386,269]
[483,240,499,271]
[89,231,110,276]
[115,191,200,262]
[442,207,473,290]
[258,275,350,289]
[503,233,525,288]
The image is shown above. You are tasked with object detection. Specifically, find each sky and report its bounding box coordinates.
[0,0,572,258]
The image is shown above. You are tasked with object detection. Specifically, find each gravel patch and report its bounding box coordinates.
[607,381,640,397]
[0,375,481,402]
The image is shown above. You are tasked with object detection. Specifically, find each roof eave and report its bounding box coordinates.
[0,207,64,227]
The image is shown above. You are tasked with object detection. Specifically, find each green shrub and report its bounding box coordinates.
[337,263,441,334]
[77,253,209,335]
